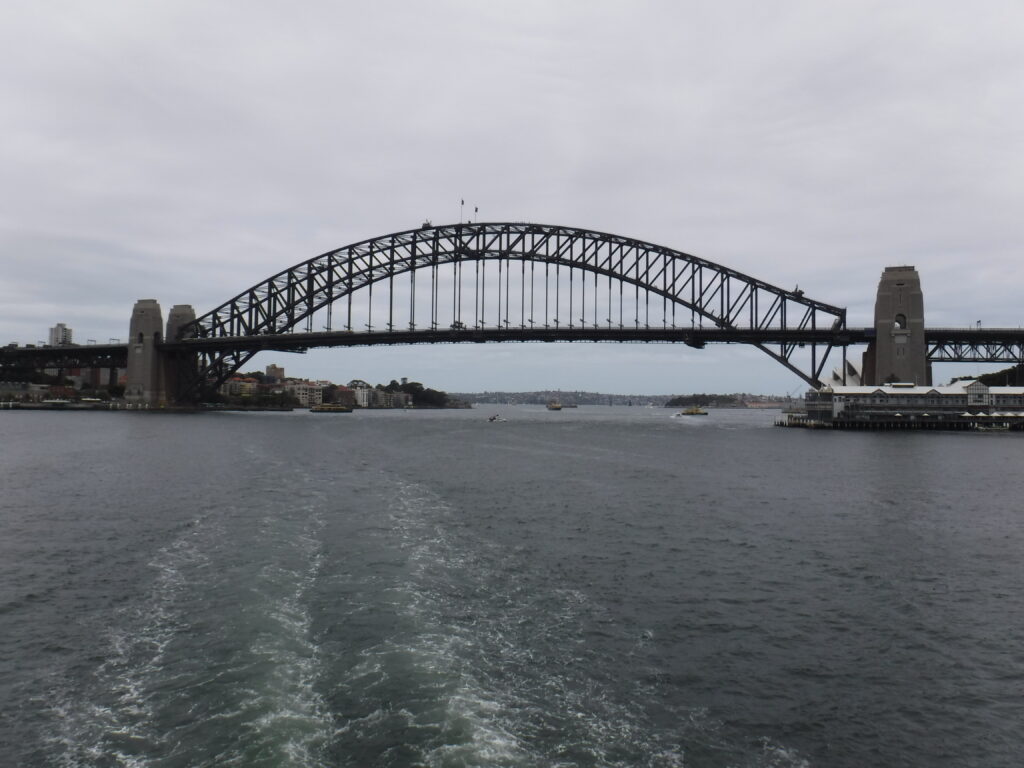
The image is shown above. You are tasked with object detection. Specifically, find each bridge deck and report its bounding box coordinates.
[163,326,869,353]
[3,328,1022,370]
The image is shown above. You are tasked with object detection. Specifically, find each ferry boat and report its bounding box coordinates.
[546,401,563,411]
[675,405,708,416]
[310,403,353,413]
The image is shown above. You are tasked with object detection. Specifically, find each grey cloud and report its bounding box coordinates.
[2,0,1022,391]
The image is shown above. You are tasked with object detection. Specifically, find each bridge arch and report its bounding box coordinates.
[175,222,846,398]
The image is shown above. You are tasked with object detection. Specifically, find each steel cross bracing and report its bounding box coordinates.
[928,343,1024,363]
[172,222,848,398]
[925,328,1024,364]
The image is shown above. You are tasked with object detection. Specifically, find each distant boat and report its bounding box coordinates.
[674,405,708,416]
[546,401,563,411]
[310,403,352,413]
[976,423,1010,432]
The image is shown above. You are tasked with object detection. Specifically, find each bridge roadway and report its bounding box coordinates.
[0,342,128,370]
[160,325,866,352]
[5,327,1024,369]
[159,325,1024,359]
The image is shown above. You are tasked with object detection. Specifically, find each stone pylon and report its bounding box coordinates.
[124,299,165,405]
[164,305,198,404]
[862,266,931,386]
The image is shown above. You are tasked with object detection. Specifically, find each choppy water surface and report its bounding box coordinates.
[2,406,1022,767]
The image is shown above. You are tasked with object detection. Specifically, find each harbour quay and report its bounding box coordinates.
[780,380,1024,431]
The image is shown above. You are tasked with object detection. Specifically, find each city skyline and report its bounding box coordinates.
[2,2,1022,393]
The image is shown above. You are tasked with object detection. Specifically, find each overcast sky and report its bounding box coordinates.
[2,1,1021,394]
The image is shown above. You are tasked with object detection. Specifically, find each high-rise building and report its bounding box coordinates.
[266,363,285,381]
[48,323,72,346]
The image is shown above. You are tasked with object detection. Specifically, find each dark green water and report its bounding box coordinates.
[2,407,1022,766]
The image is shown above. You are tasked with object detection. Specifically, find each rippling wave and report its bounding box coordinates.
[2,407,1021,767]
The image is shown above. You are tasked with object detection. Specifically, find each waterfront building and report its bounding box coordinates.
[344,380,411,408]
[0,381,51,402]
[799,380,1024,429]
[821,359,863,388]
[369,389,413,408]
[220,376,259,397]
[283,380,324,407]
[1,381,34,401]
[332,385,356,407]
[348,380,374,407]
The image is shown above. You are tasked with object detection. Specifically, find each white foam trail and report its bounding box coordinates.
[49,473,337,767]
[359,474,797,767]
[48,514,217,765]
[240,499,333,765]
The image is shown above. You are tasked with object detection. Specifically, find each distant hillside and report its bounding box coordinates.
[449,390,671,406]
[451,390,794,407]
[976,364,1024,387]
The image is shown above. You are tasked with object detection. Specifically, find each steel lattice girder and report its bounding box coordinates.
[927,341,1024,363]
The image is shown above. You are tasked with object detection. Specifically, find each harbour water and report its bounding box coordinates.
[2,407,1022,766]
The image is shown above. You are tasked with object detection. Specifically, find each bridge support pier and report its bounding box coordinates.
[125,300,197,406]
[125,300,165,406]
[862,266,931,386]
[164,304,198,404]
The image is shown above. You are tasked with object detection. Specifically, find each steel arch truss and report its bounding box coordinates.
[177,223,847,397]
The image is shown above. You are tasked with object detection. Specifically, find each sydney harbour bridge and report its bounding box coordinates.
[3,222,1023,404]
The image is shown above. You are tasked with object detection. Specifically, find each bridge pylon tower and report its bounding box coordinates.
[125,300,197,406]
[125,300,164,405]
[164,304,198,403]
[862,266,930,386]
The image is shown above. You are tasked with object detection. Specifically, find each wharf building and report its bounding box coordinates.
[800,380,1024,430]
